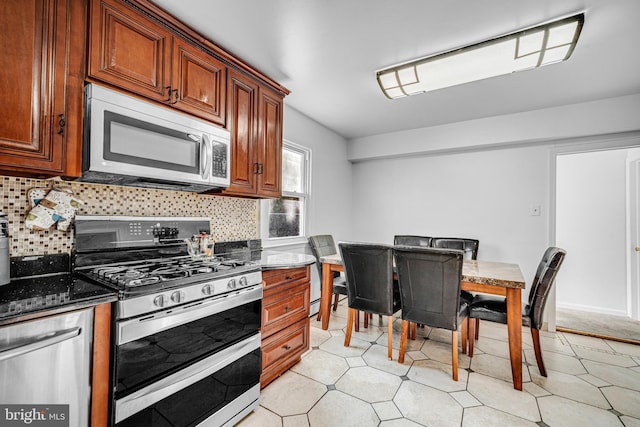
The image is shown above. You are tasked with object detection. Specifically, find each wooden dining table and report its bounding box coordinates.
[319,253,526,390]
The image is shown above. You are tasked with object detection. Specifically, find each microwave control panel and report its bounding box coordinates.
[211,141,227,178]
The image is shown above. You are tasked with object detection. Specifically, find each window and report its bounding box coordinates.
[261,141,310,242]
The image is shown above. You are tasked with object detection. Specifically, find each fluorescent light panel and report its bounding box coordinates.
[376,13,584,99]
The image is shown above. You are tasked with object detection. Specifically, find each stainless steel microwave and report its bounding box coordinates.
[80,84,230,192]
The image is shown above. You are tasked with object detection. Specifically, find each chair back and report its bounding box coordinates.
[394,246,464,331]
[432,238,479,260]
[394,235,433,247]
[308,235,338,281]
[528,247,566,329]
[527,246,557,305]
[338,242,398,315]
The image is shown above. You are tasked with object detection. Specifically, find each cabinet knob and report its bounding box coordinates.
[284,306,291,312]
[283,345,291,350]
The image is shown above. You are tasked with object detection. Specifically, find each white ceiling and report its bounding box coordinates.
[152,0,640,140]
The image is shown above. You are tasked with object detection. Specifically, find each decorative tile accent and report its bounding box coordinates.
[0,176,259,256]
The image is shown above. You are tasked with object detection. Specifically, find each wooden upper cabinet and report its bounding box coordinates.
[89,0,170,101]
[0,0,86,177]
[257,87,283,198]
[225,70,258,195]
[223,71,283,198]
[88,0,226,125]
[172,40,226,126]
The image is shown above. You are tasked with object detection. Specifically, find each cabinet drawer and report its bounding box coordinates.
[262,266,309,290]
[260,318,309,387]
[262,284,309,338]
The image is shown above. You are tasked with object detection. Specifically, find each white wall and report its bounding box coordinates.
[555,150,629,315]
[351,146,551,294]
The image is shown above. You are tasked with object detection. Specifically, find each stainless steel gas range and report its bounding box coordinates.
[73,216,262,427]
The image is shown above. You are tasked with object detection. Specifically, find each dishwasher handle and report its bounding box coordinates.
[0,327,81,362]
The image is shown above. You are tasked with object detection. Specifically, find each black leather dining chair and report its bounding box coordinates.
[433,237,480,336]
[308,235,348,322]
[467,247,566,377]
[432,237,479,260]
[339,242,400,360]
[393,246,470,381]
[394,235,433,247]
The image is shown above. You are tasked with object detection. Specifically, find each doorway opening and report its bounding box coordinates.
[553,137,640,344]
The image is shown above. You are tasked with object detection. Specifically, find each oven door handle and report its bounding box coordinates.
[116,285,262,345]
[115,333,260,423]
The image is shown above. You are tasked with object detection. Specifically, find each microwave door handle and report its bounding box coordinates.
[200,134,212,180]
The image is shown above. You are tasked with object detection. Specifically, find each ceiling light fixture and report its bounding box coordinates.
[376,13,584,99]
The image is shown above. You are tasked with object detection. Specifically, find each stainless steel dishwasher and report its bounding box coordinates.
[0,308,94,427]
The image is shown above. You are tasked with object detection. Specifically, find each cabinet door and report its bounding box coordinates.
[225,70,259,195]
[0,0,71,174]
[172,40,226,126]
[89,0,170,102]
[256,86,283,197]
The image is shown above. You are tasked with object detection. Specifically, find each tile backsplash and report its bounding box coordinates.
[1,176,259,256]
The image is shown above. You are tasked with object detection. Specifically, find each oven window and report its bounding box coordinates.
[116,348,260,427]
[115,299,261,397]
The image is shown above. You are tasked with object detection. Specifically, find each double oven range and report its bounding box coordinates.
[74,216,262,427]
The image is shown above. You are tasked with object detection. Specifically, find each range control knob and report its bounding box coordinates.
[202,284,213,296]
[153,295,166,307]
[171,291,186,303]
[227,279,237,290]
[239,276,248,287]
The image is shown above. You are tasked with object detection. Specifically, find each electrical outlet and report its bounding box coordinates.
[531,205,541,216]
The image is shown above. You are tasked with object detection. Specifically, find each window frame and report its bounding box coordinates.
[260,139,311,247]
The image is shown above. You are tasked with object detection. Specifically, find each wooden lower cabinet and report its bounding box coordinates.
[261,266,310,387]
[91,302,112,427]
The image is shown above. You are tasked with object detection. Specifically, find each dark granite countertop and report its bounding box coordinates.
[0,254,117,327]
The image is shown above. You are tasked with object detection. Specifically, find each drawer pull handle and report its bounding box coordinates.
[284,306,291,312]
[285,276,292,280]
[283,345,291,350]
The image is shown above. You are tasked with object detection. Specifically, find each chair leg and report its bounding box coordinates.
[531,328,547,377]
[364,311,369,329]
[451,330,459,381]
[399,320,409,364]
[411,322,417,340]
[461,318,468,355]
[316,305,322,321]
[344,308,355,347]
[388,316,393,360]
[355,310,360,332]
[475,318,480,340]
[468,318,475,357]
[332,293,339,311]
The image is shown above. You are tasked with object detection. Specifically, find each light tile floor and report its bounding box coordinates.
[238,301,640,427]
